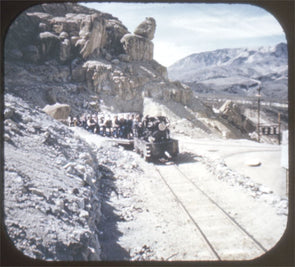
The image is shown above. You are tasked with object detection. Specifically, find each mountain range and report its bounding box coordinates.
[168,43,288,101]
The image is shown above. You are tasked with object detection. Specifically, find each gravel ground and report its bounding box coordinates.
[3,93,288,262]
[73,127,288,261]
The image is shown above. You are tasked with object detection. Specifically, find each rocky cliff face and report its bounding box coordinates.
[5,2,192,114]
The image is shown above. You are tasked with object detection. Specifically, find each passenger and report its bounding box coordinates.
[142,115,150,129]
[67,116,73,127]
[95,114,100,134]
[112,115,120,138]
[126,114,133,139]
[119,116,127,138]
[90,115,99,134]
[73,117,78,127]
[142,115,157,141]
[151,116,170,141]
[99,116,106,136]
[86,115,96,133]
[105,115,112,137]
[132,114,140,137]
[80,114,87,129]
[137,121,144,138]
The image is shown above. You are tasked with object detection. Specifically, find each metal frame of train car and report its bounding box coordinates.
[134,137,179,161]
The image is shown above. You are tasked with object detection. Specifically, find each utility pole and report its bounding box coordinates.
[278,112,281,145]
[257,87,261,142]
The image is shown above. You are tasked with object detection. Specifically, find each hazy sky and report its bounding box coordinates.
[81,2,286,67]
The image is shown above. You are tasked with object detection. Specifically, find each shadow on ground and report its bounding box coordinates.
[153,151,201,165]
[97,166,130,261]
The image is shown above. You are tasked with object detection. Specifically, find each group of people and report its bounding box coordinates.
[68,113,171,142]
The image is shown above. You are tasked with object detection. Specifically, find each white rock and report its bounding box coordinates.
[245,158,261,167]
[79,210,89,218]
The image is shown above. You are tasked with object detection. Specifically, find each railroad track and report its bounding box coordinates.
[155,163,268,260]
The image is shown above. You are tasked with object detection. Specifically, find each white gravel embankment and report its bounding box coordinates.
[4,94,102,260]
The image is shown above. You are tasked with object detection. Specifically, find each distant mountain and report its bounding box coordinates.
[168,43,288,101]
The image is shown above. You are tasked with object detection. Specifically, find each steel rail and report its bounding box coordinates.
[155,167,221,260]
[173,164,268,254]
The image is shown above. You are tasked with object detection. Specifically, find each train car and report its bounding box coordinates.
[134,137,179,161]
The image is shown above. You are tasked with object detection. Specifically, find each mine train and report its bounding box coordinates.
[133,137,179,162]
[70,113,179,161]
[112,115,179,162]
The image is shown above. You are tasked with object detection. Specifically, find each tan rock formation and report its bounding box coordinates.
[5,3,195,113]
[219,100,255,133]
[134,17,156,40]
[121,34,154,61]
[43,103,71,121]
[76,13,106,59]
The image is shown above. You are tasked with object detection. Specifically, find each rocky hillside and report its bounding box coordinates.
[168,43,288,101]
[4,3,288,145]
[3,2,204,261]
[4,93,103,260]
[4,2,193,115]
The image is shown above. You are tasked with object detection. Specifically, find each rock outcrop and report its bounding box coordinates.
[219,100,256,134]
[4,3,193,114]
[134,17,156,40]
[121,33,154,61]
[42,103,71,121]
[121,17,156,61]
[4,3,126,63]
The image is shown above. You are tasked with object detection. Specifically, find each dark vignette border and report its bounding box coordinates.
[1,0,294,266]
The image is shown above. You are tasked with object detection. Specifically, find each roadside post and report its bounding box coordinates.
[256,87,261,142]
[281,130,289,196]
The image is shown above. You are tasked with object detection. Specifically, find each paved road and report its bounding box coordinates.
[177,137,287,197]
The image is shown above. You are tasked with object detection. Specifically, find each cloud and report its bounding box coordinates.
[169,13,283,40]
[81,2,286,66]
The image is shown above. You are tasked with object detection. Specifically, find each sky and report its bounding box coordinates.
[80,2,286,67]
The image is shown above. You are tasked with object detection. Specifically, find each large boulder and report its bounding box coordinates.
[121,34,154,61]
[42,103,71,121]
[219,100,255,133]
[120,17,156,62]
[76,13,106,59]
[134,17,156,40]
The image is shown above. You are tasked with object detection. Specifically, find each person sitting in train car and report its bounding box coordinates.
[132,114,141,137]
[79,114,87,129]
[141,116,155,141]
[86,114,96,133]
[157,116,170,140]
[112,115,120,138]
[99,116,106,136]
[118,115,127,138]
[146,116,170,142]
[73,117,79,127]
[104,115,112,137]
[142,115,150,129]
[147,116,160,142]
[67,116,73,127]
[126,114,134,139]
[92,114,99,134]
